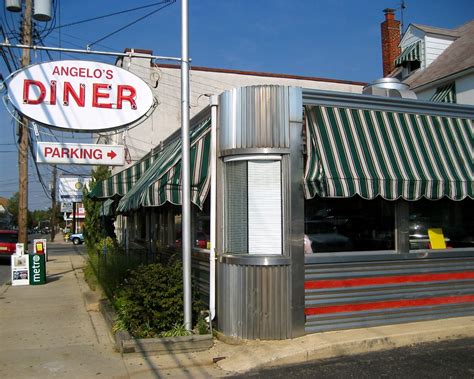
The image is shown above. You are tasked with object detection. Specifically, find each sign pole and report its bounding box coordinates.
[72,202,77,234]
[181,0,192,331]
[50,165,57,242]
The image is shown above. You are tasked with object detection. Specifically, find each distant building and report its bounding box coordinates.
[381,9,474,105]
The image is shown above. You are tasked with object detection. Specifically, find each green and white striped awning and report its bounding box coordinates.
[395,41,421,66]
[88,153,156,199]
[431,83,456,103]
[304,105,473,201]
[117,117,211,213]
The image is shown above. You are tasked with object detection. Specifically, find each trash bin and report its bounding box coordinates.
[29,254,46,285]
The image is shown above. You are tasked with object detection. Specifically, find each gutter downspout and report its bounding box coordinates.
[209,95,218,321]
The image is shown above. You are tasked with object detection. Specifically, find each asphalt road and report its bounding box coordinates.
[238,337,474,379]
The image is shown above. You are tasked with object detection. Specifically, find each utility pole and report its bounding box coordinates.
[18,0,32,246]
[50,165,57,242]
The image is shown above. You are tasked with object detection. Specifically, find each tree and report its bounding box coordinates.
[83,166,110,253]
[7,192,19,227]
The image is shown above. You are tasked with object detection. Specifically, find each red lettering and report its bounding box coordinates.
[83,149,92,159]
[52,66,60,75]
[60,67,69,76]
[93,149,102,159]
[117,85,137,110]
[63,82,85,107]
[50,81,57,105]
[51,148,60,158]
[105,70,113,80]
[61,147,69,158]
[92,84,112,109]
[44,147,52,157]
[23,80,46,105]
[69,148,79,159]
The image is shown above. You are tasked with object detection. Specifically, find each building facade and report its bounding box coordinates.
[91,84,474,339]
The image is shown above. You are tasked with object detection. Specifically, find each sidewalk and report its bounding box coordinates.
[1,243,473,378]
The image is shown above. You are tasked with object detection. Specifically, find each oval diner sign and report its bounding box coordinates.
[7,60,154,131]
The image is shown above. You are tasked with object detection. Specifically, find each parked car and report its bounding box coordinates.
[0,230,19,256]
[69,233,84,245]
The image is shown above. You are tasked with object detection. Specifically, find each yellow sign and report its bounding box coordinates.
[428,228,447,249]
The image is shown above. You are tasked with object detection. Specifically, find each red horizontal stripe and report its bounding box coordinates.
[305,272,474,290]
[305,295,474,315]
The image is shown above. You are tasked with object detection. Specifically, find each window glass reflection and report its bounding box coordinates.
[409,199,474,250]
[304,196,395,253]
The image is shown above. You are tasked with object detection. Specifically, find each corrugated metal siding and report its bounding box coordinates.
[305,258,474,333]
[219,86,291,150]
[218,262,291,340]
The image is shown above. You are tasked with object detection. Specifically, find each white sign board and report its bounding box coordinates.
[37,142,124,166]
[60,201,73,213]
[59,177,91,202]
[11,243,29,286]
[7,60,154,131]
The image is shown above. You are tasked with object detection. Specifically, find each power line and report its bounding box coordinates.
[52,1,174,31]
[88,1,176,48]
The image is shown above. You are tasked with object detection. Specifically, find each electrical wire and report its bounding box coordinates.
[51,1,173,32]
[88,1,176,48]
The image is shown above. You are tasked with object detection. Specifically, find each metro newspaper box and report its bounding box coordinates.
[29,254,46,285]
[30,239,47,285]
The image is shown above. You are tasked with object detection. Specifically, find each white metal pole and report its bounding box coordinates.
[181,0,192,331]
[209,95,218,321]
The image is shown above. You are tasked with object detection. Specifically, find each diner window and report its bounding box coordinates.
[193,199,210,250]
[409,198,474,250]
[304,196,395,253]
[225,157,283,255]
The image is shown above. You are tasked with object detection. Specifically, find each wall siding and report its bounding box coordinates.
[305,258,474,333]
[424,36,454,67]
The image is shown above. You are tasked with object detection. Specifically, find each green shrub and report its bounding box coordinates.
[113,259,202,338]
[160,323,192,338]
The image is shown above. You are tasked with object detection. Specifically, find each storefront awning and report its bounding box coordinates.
[117,117,211,213]
[304,105,473,201]
[88,153,155,199]
[430,83,456,103]
[395,41,421,66]
[99,199,115,217]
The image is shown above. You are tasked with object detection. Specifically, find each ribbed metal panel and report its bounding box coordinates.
[219,86,291,150]
[218,262,291,340]
[305,258,474,333]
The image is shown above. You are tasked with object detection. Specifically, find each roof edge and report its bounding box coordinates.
[154,63,367,87]
[302,87,474,119]
[410,66,474,91]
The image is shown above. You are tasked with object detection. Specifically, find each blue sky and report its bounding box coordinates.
[1,0,473,210]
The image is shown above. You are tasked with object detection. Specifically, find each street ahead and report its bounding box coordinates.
[237,337,474,379]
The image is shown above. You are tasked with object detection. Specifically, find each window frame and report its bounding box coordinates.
[223,155,285,256]
[305,198,474,263]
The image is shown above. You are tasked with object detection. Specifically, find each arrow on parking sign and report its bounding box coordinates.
[107,150,117,159]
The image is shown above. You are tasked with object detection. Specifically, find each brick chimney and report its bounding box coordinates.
[381,8,401,77]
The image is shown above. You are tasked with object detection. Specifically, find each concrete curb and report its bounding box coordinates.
[214,316,474,374]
